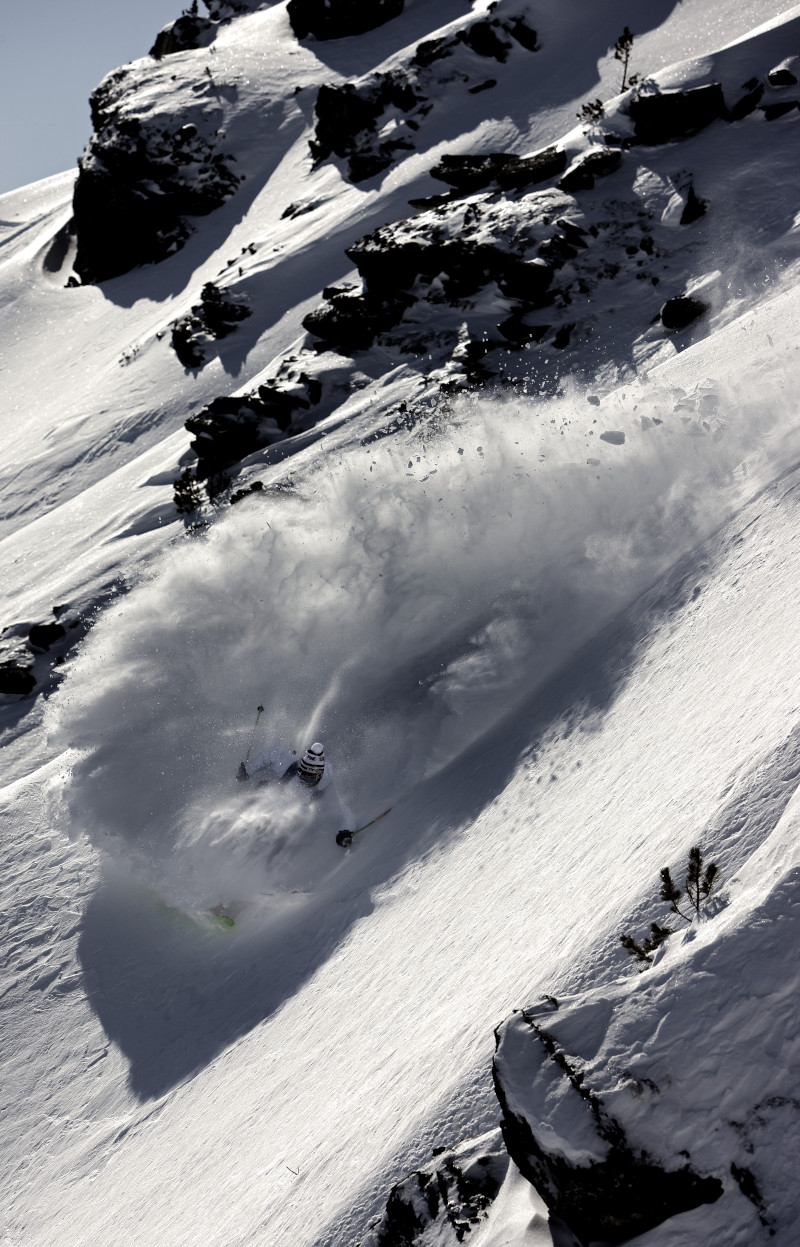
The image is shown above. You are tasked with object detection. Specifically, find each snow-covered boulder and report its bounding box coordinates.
[493,798,800,1243]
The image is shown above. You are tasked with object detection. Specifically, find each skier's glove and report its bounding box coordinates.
[336,830,353,848]
[236,761,249,782]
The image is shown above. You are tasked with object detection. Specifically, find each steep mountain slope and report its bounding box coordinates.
[2,2,800,1245]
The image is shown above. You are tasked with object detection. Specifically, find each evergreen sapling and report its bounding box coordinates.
[621,846,719,968]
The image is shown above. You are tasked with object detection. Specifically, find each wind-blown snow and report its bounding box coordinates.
[50,350,798,909]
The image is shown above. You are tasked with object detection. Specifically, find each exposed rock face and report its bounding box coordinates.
[150,13,217,58]
[767,57,799,87]
[0,663,36,696]
[72,69,241,283]
[28,622,67,651]
[431,147,565,194]
[359,1130,509,1246]
[301,174,679,377]
[288,0,404,41]
[493,1005,723,1244]
[627,83,725,145]
[559,148,622,192]
[309,6,539,182]
[660,294,708,330]
[186,373,321,475]
[0,607,83,698]
[171,282,251,368]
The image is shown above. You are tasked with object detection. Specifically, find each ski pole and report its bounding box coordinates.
[237,704,264,780]
[336,808,392,848]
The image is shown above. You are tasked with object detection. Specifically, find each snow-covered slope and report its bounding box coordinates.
[2,2,800,1244]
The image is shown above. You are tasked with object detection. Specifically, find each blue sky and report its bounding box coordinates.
[1,0,185,195]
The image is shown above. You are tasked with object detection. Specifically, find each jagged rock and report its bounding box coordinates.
[28,622,67,651]
[288,0,404,41]
[150,13,217,58]
[171,282,251,368]
[761,100,799,120]
[660,294,708,330]
[309,10,539,182]
[0,663,36,696]
[230,480,264,505]
[359,1130,509,1246]
[430,153,517,193]
[430,147,567,194]
[460,19,514,61]
[498,314,550,345]
[311,78,419,181]
[204,0,250,18]
[497,258,554,301]
[767,57,799,87]
[493,1007,723,1244]
[559,148,622,192]
[186,375,321,475]
[303,289,412,352]
[73,69,241,283]
[628,83,725,145]
[679,184,707,225]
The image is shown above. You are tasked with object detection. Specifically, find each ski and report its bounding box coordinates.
[336,808,392,848]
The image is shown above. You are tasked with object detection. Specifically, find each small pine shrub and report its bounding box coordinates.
[577,98,605,123]
[620,846,719,968]
[173,467,203,514]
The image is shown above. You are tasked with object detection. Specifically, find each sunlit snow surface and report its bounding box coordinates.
[2,0,800,1244]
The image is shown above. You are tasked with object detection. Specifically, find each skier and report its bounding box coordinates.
[238,740,324,787]
[237,741,352,832]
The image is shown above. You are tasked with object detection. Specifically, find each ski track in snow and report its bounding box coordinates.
[2,0,800,1243]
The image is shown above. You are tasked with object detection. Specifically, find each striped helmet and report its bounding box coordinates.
[298,742,325,786]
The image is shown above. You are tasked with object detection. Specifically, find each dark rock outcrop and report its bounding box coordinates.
[0,663,36,696]
[359,1130,508,1247]
[171,282,251,368]
[150,13,217,58]
[186,374,321,475]
[288,0,404,41]
[309,10,539,182]
[767,58,799,87]
[627,83,725,145]
[28,622,67,651]
[430,147,566,194]
[73,70,241,283]
[660,294,708,330]
[559,148,622,192]
[493,1007,723,1245]
[761,100,799,121]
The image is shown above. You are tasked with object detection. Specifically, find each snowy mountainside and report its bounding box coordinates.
[2,1,800,1244]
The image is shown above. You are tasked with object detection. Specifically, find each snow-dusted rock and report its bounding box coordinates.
[626,84,726,146]
[309,3,539,182]
[288,0,404,42]
[150,13,218,59]
[72,66,241,283]
[493,1002,722,1243]
[493,795,800,1243]
[171,281,251,369]
[359,1130,509,1247]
